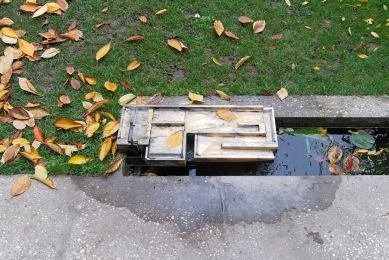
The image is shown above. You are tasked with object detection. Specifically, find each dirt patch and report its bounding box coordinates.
[332,59,340,69]
[369,43,379,51]
[245,67,259,78]
[164,65,187,81]
[220,53,237,67]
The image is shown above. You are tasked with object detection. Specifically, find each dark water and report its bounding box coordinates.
[124,129,389,176]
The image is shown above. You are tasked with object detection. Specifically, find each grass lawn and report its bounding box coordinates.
[0,0,388,175]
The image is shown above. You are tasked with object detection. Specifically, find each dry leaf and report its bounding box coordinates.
[41,47,60,58]
[85,76,96,85]
[59,95,71,104]
[11,175,30,196]
[147,93,165,105]
[99,138,112,161]
[104,157,123,174]
[83,100,109,117]
[0,17,14,27]
[269,45,276,50]
[225,31,239,40]
[70,77,81,89]
[101,6,108,13]
[68,21,77,31]
[44,142,63,154]
[272,33,283,40]
[211,57,222,66]
[85,122,100,137]
[96,21,106,28]
[102,121,120,138]
[139,16,147,23]
[167,132,183,148]
[167,39,182,52]
[328,163,339,175]
[18,39,34,57]
[13,120,27,130]
[78,71,85,84]
[328,145,343,164]
[9,107,30,120]
[104,81,117,92]
[155,9,167,15]
[0,51,14,74]
[253,20,266,33]
[235,56,251,70]
[96,42,111,61]
[33,125,44,142]
[46,3,61,13]
[127,61,140,71]
[358,54,368,59]
[119,80,135,91]
[54,117,83,130]
[285,0,292,6]
[66,66,74,75]
[276,87,288,101]
[344,155,359,172]
[1,27,17,38]
[125,36,146,42]
[313,66,320,71]
[100,111,116,121]
[29,108,50,119]
[216,110,237,121]
[238,16,253,23]
[216,90,230,101]
[33,5,48,18]
[57,0,69,12]
[1,144,20,164]
[188,92,203,103]
[214,20,224,36]
[118,94,136,105]
[135,96,146,104]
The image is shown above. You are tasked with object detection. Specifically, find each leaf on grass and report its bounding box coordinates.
[371,32,379,38]
[225,31,239,40]
[30,165,56,189]
[285,0,291,6]
[85,122,100,137]
[126,61,140,71]
[13,120,26,130]
[147,93,165,105]
[20,146,42,163]
[238,16,253,23]
[358,54,368,59]
[102,121,120,138]
[313,66,320,71]
[41,47,60,58]
[54,117,83,130]
[328,145,343,164]
[104,157,123,174]
[0,17,14,27]
[1,144,20,164]
[344,155,359,172]
[33,125,44,142]
[350,132,374,149]
[78,71,85,84]
[0,114,13,123]
[125,36,146,42]
[272,33,283,40]
[167,39,182,52]
[1,27,17,38]
[70,77,81,89]
[11,175,30,196]
[96,42,111,61]
[302,1,309,6]
[0,51,14,74]
[276,88,288,101]
[188,92,203,103]
[119,80,135,91]
[101,6,108,13]
[68,155,93,165]
[235,56,250,70]
[9,107,30,120]
[18,39,34,57]
[216,110,237,121]
[33,5,48,18]
[104,81,117,92]
[83,100,109,117]
[100,111,116,121]
[167,132,183,148]
[269,45,276,50]
[139,16,147,23]
[57,0,69,12]
[348,27,351,35]
[328,163,339,175]
[211,57,222,66]
[155,9,167,15]
[214,20,224,36]
[99,138,112,161]
[118,94,136,106]
[85,76,96,85]
[28,108,50,119]
[216,90,230,101]
[253,20,266,33]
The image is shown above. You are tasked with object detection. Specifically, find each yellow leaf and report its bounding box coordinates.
[371,31,379,38]
[54,117,83,130]
[358,54,368,59]
[96,42,111,61]
[216,90,231,101]
[214,20,224,36]
[32,5,48,18]
[216,110,237,121]
[18,39,35,57]
[313,66,320,71]
[1,27,17,38]
[83,100,109,117]
[127,61,140,71]
[167,39,182,52]
[167,131,183,148]
[12,138,29,146]
[188,92,203,103]
[305,26,312,30]
[85,122,100,137]
[348,27,352,35]
[253,20,266,33]
[235,56,251,70]
[46,3,60,12]
[276,87,288,101]
[269,45,276,50]
[302,1,309,5]
[118,94,136,105]
[104,81,117,92]
[155,9,167,15]
[68,155,93,165]
[1,144,20,164]
[11,175,31,196]
[211,57,222,66]
[85,76,97,85]
[320,128,327,137]
[99,138,112,161]
[328,145,343,164]
[285,0,292,6]
[328,164,339,175]
[102,121,120,138]
[104,157,123,174]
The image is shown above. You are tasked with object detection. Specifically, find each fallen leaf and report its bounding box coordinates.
[313,66,320,71]
[135,96,146,104]
[104,157,123,174]
[68,155,93,164]
[70,77,81,89]
[188,92,203,103]
[59,95,71,105]
[102,121,120,138]
[167,132,183,148]
[216,90,230,101]
[155,9,167,15]
[28,108,50,119]
[216,110,237,121]
[100,111,116,121]
[83,100,109,117]
[269,45,276,50]
[68,21,77,31]
[328,145,343,164]
[302,1,309,6]
[261,90,273,96]
[225,31,239,40]
[127,61,140,71]
[9,107,30,120]
[253,20,266,33]
[96,42,111,61]
[328,163,339,175]
[235,56,251,70]
[118,94,136,105]
[66,66,74,75]
[125,36,146,42]
[1,144,20,164]
[54,117,83,130]
[44,141,63,154]
[11,175,30,196]
[276,88,288,101]
[348,27,351,35]
[119,80,135,91]
[305,26,312,30]
[13,120,26,130]
[211,57,222,66]
[101,6,108,13]
[371,32,379,38]
[272,33,283,40]
[29,165,56,189]
[78,71,85,84]
[33,125,44,142]
[104,81,117,92]
[82,101,93,109]
[0,17,14,27]
[57,0,68,12]
[46,3,61,13]
[96,21,106,28]
[344,155,359,172]
[18,39,34,57]
[20,146,42,163]
[85,122,100,137]
[167,39,182,52]
[320,128,327,137]
[315,155,327,162]
[0,114,13,123]
[60,29,83,42]
[147,93,165,105]
[139,16,147,23]
[238,16,253,23]
[85,76,96,85]
[99,138,112,161]
[214,20,224,36]
[358,54,368,59]
[0,51,14,74]
[285,0,291,6]
[32,5,48,18]
[1,35,18,44]
[41,47,60,58]
[1,27,17,38]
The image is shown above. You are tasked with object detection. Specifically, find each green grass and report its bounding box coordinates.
[1,0,389,175]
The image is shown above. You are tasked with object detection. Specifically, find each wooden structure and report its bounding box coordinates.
[117,105,277,166]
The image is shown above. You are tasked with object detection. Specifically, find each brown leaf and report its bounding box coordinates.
[68,21,77,31]
[39,28,58,40]
[11,175,31,196]
[261,90,273,96]
[235,56,251,70]
[66,66,74,75]
[225,31,239,40]
[125,36,146,42]
[0,114,13,123]
[344,155,359,172]
[60,29,83,41]
[33,125,44,142]
[238,16,253,23]
[216,90,231,101]
[272,33,283,40]
[167,132,183,148]
[101,6,108,13]
[0,17,14,27]
[41,47,61,58]
[0,51,14,74]
[135,96,146,104]
[13,120,26,130]
[78,71,85,84]
[119,80,135,91]
[328,145,343,164]
[99,138,112,161]
[83,100,110,117]
[276,87,288,101]
[9,107,30,120]
[147,93,165,105]
[11,61,23,71]
[102,121,120,138]
[53,117,83,130]
[57,0,68,12]
[167,39,182,52]
[328,164,340,175]
[28,108,50,119]
[1,144,20,164]
[24,102,40,108]
[41,37,67,45]
[214,20,224,36]
[111,141,117,156]
[59,95,71,105]
[44,142,63,154]
[253,20,266,33]
[70,77,81,89]
[127,61,140,71]
[216,110,237,121]
[139,16,147,23]
[96,22,106,28]
[104,157,123,174]
[20,3,43,13]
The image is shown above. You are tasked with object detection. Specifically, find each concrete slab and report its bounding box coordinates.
[1,174,389,259]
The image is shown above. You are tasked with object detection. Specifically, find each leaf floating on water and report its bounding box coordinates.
[167,131,183,148]
[216,110,237,121]
[315,155,327,162]
[11,175,31,196]
[96,42,111,61]
[276,87,288,101]
[328,163,340,175]
[253,20,266,33]
[214,20,224,36]
[344,155,359,172]
[328,145,343,164]
[216,90,230,101]
[104,157,123,174]
[235,56,251,70]
[350,131,374,149]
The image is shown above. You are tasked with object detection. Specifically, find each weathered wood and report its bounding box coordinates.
[221,142,278,151]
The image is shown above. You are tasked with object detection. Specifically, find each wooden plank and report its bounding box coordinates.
[125,104,265,111]
[221,142,278,151]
